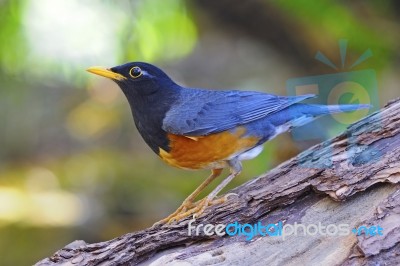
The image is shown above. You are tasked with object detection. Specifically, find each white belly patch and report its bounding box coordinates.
[237,145,264,161]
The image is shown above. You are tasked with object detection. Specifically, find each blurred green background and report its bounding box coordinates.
[1,0,399,265]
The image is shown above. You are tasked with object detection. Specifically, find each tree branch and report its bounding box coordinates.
[36,98,400,266]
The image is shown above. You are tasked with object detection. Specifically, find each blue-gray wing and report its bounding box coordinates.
[162,89,315,136]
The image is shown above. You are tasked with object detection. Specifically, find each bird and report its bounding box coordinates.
[87,62,370,225]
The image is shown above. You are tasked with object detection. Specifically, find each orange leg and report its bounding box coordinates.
[153,168,223,226]
[166,160,242,222]
[154,159,242,226]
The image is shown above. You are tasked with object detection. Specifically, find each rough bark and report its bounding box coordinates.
[36,98,400,266]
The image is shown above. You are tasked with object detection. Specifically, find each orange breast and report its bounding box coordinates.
[159,127,259,170]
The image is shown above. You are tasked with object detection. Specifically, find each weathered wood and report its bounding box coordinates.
[36,98,400,266]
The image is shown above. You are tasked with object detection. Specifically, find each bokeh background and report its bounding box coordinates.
[1,0,399,265]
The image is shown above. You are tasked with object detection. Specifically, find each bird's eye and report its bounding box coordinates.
[129,66,142,78]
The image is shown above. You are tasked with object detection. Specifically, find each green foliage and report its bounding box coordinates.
[119,0,197,62]
[272,0,394,70]
[0,0,28,75]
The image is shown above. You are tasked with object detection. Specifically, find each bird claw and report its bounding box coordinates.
[152,192,237,227]
[152,201,191,227]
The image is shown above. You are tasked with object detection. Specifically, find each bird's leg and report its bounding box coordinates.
[167,159,242,223]
[189,193,238,208]
[153,168,223,226]
[185,193,237,209]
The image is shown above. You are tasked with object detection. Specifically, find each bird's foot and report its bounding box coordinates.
[152,198,193,227]
[153,194,235,227]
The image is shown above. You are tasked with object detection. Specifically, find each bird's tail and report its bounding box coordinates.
[293,103,371,117]
[276,103,372,129]
[322,104,372,114]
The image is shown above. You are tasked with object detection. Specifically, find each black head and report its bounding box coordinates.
[87,62,179,97]
[87,62,181,154]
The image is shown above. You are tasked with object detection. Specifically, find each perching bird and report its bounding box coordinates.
[87,62,370,225]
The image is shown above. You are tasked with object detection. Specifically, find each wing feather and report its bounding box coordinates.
[162,89,315,136]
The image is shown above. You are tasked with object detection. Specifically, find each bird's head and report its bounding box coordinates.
[87,62,178,97]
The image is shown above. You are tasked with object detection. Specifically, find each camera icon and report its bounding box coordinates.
[286,40,379,168]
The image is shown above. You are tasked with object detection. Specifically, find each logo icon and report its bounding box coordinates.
[286,39,379,168]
